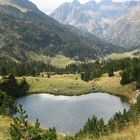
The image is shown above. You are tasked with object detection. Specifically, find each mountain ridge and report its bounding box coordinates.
[0,0,122,62]
[103,2,140,48]
[50,0,140,48]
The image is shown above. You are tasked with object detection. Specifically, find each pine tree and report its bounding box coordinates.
[136,76,140,89]
[42,127,57,140]
[84,71,91,82]
[120,70,131,85]
[10,105,30,140]
[47,73,51,78]
[108,66,114,77]
[0,66,8,76]
[10,105,57,140]
[81,72,85,81]
[0,92,16,115]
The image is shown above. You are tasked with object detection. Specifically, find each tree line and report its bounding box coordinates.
[0,74,29,98]
[119,58,140,89]
[0,91,16,116]
[0,58,130,77]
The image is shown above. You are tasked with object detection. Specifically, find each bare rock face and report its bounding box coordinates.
[103,2,140,48]
[50,0,140,48]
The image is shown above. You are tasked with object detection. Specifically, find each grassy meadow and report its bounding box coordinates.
[16,72,136,103]
[0,72,139,140]
[107,52,133,60]
[50,55,76,68]
[18,74,93,95]
[26,54,76,68]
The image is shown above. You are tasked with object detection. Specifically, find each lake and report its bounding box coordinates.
[16,93,129,134]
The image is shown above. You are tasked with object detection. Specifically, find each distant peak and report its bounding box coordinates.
[72,0,81,6]
[100,0,113,5]
[102,0,112,2]
[89,0,96,2]
[85,0,97,5]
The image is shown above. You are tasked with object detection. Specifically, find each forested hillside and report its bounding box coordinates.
[0,0,122,62]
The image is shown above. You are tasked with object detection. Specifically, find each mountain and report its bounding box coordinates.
[50,0,140,48]
[50,0,103,36]
[50,0,129,36]
[0,0,121,62]
[103,1,140,48]
[0,0,38,12]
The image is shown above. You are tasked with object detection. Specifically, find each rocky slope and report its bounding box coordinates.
[0,0,121,62]
[50,0,140,48]
[103,1,140,48]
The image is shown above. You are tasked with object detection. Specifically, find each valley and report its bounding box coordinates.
[0,0,140,140]
[0,0,121,62]
[0,71,138,140]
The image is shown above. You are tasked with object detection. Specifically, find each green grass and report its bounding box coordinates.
[16,72,137,103]
[26,53,76,68]
[0,72,139,140]
[51,55,76,68]
[107,52,133,60]
[18,74,93,96]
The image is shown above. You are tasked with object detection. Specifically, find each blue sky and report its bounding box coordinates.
[29,0,136,14]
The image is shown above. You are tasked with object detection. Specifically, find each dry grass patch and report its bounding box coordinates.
[0,116,12,140]
[51,55,76,68]
[107,52,133,60]
[79,118,140,140]
[99,121,140,140]
[0,116,65,140]
[94,72,136,103]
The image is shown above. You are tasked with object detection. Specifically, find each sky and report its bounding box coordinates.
[29,0,135,14]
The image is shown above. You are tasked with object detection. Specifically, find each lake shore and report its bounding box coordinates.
[0,72,137,140]
[16,72,136,104]
[0,115,66,140]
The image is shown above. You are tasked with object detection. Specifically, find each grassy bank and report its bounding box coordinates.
[0,73,138,140]
[79,118,140,140]
[17,74,93,96]
[93,72,136,103]
[1,115,140,140]
[99,120,140,140]
[16,72,136,103]
[1,72,137,101]
[0,116,65,140]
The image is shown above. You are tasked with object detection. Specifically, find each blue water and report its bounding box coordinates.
[16,93,129,134]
